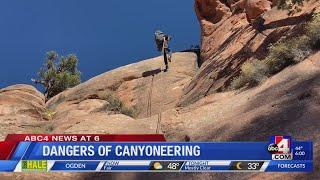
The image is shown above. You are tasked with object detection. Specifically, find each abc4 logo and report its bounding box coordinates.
[268,136,293,160]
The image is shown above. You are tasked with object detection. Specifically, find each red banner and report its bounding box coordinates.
[5,134,166,142]
[0,142,17,160]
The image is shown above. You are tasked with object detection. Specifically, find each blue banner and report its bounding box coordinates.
[0,140,312,172]
[15,142,312,161]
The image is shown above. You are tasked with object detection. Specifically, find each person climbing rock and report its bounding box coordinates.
[154,30,172,72]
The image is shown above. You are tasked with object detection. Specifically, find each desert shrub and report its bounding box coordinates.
[96,92,138,118]
[265,41,296,74]
[306,13,320,49]
[290,35,312,62]
[230,75,250,90]
[120,106,138,118]
[230,61,268,90]
[230,13,320,90]
[104,93,123,112]
[265,16,319,74]
[231,38,307,90]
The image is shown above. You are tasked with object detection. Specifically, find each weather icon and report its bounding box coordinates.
[153,162,163,170]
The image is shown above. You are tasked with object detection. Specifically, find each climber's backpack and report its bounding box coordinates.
[154,30,165,52]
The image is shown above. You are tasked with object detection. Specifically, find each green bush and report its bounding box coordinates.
[230,61,268,90]
[32,51,81,100]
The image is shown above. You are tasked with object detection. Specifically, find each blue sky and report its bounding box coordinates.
[0,0,199,89]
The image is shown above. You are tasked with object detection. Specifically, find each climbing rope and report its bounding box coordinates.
[156,61,167,134]
[146,65,166,134]
[147,75,155,117]
[156,112,162,134]
[146,72,163,134]
[156,72,162,134]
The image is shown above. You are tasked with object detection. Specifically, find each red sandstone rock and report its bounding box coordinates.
[246,0,272,20]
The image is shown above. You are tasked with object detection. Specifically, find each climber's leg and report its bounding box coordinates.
[163,50,169,72]
[167,48,172,62]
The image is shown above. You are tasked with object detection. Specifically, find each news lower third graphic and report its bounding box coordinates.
[0,134,313,172]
